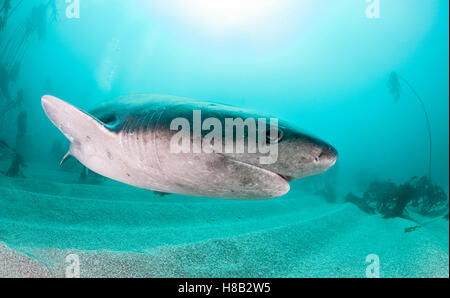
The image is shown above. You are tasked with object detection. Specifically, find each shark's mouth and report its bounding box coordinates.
[224,156,294,184]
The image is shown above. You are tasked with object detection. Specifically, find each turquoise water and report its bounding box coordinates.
[0,1,448,277]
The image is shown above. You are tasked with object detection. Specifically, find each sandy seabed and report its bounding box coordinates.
[0,165,448,278]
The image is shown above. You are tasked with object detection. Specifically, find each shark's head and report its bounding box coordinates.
[264,123,338,181]
[220,119,338,184]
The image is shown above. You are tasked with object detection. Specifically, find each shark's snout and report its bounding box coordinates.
[319,145,338,167]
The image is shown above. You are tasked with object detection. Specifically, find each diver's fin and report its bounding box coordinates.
[41,95,114,144]
[60,151,71,167]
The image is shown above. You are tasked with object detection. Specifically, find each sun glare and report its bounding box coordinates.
[176,0,282,31]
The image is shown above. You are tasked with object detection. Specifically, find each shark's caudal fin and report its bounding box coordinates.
[41,95,113,147]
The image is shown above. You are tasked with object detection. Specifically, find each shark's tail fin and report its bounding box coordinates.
[41,95,113,147]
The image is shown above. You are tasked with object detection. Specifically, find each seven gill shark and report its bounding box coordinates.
[41,94,337,199]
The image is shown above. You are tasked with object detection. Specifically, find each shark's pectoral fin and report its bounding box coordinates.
[42,95,114,145]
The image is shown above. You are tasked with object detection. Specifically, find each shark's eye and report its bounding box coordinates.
[266,128,284,144]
